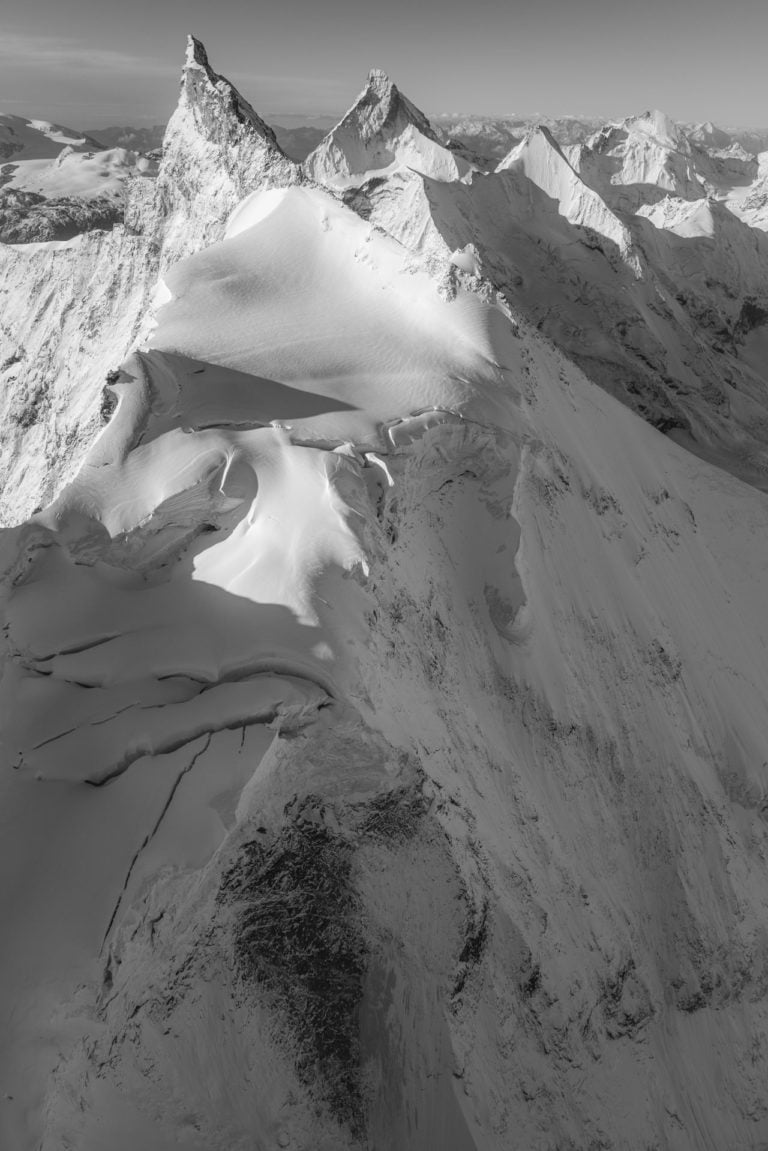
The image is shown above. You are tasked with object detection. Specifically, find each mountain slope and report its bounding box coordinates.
[572,110,708,211]
[324,109,768,489]
[4,42,768,1151]
[5,174,768,1150]
[0,36,300,527]
[305,68,472,186]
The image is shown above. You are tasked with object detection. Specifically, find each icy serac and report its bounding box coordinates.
[4,38,768,1151]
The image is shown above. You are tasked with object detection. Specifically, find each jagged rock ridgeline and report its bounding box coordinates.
[148,35,299,262]
[0,36,299,526]
[304,66,473,185]
[3,38,768,1151]
[4,36,768,525]
[6,173,768,1150]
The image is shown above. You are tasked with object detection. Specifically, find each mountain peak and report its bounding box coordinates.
[330,67,438,146]
[626,108,687,150]
[529,123,565,153]
[366,67,394,94]
[185,33,210,70]
[303,66,464,186]
[176,35,281,150]
[497,123,571,173]
[144,37,297,266]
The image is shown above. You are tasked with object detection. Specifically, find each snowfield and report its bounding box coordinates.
[2,35,768,1151]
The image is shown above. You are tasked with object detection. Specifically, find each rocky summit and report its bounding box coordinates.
[2,36,768,1151]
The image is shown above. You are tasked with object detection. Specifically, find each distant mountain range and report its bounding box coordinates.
[3,36,768,1151]
[79,114,768,166]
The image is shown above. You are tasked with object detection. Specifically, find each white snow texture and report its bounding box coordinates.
[2,34,768,1151]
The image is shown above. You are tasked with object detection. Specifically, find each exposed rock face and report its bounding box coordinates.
[305,68,472,186]
[0,190,124,243]
[0,227,156,518]
[4,39,768,1151]
[0,36,298,526]
[146,35,298,266]
[0,117,157,244]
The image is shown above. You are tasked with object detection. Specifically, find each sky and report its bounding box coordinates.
[1,0,767,129]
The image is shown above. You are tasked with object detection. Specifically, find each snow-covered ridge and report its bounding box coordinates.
[4,34,768,1151]
[6,142,768,1148]
[0,35,300,526]
[3,36,768,517]
[305,67,473,186]
[496,126,636,259]
[319,100,768,486]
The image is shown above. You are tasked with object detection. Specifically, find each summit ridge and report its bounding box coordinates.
[2,37,768,1151]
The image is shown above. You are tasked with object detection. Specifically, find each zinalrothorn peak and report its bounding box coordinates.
[179,33,284,151]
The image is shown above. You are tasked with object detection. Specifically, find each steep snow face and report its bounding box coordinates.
[497,127,635,258]
[305,69,472,186]
[0,180,526,1150]
[6,167,768,1151]
[574,110,707,210]
[0,37,300,526]
[346,113,768,489]
[635,195,768,310]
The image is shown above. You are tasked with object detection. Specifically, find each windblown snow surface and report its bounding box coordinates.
[4,38,768,1151]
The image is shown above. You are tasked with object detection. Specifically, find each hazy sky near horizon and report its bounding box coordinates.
[2,0,766,128]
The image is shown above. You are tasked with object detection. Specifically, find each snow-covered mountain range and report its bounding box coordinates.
[2,36,768,1151]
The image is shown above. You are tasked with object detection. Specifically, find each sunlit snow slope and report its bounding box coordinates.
[5,35,768,1151]
[0,37,298,527]
[4,129,768,1151]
